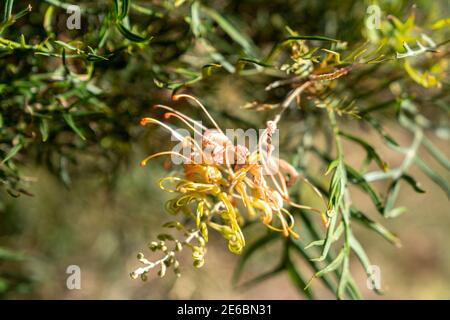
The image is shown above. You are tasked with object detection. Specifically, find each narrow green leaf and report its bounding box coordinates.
[201,5,257,55]
[113,0,120,17]
[385,206,407,218]
[54,40,77,51]
[295,211,356,298]
[39,118,49,142]
[311,212,337,262]
[232,232,278,285]
[43,5,54,33]
[350,209,401,247]
[401,174,425,193]
[2,142,23,164]
[305,223,343,249]
[347,165,384,214]
[286,258,314,299]
[343,273,362,300]
[337,254,350,299]
[235,58,272,72]
[86,52,109,61]
[190,1,201,37]
[266,35,338,63]
[325,159,339,175]
[19,34,26,47]
[422,136,450,171]
[43,0,80,11]
[238,265,284,289]
[153,76,201,90]
[340,131,388,171]
[63,113,86,140]
[116,22,150,43]
[3,0,14,23]
[98,21,110,49]
[130,3,163,17]
[119,0,130,19]
[349,234,383,295]
[365,115,399,147]
[201,63,222,77]
[415,156,450,198]
[383,179,406,218]
[0,247,23,261]
[14,4,31,20]
[290,239,337,294]
[309,249,345,287]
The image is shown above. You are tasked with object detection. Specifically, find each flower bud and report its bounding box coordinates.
[193,259,204,268]
[149,241,158,251]
[158,263,167,277]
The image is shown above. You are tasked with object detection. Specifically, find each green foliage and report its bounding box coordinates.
[0,0,449,299]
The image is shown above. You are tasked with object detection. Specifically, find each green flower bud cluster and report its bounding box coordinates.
[130,222,207,281]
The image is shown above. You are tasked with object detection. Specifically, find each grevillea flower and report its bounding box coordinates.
[131,94,326,280]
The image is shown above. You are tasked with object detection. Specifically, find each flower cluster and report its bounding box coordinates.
[131,94,325,280]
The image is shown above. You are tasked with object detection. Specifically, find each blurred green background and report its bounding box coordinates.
[0,0,449,299]
[1,115,449,299]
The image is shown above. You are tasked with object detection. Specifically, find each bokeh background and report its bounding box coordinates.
[1,106,449,299]
[0,0,449,299]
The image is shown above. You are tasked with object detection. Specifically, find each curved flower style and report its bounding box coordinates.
[131,94,326,280]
